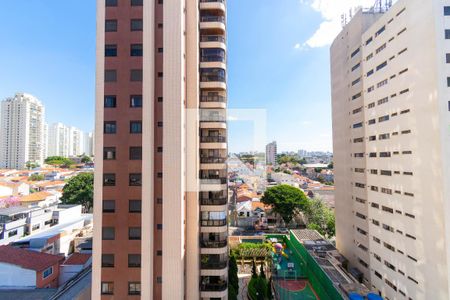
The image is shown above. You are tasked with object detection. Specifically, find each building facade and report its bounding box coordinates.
[0,93,46,169]
[265,141,277,165]
[93,0,228,299]
[47,122,71,158]
[331,1,450,299]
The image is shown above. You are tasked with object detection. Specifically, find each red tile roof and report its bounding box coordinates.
[63,253,91,265]
[0,245,64,271]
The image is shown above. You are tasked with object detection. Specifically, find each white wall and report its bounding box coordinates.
[0,262,35,288]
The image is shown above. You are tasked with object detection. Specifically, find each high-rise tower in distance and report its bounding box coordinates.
[331,0,450,299]
[93,0,228,299]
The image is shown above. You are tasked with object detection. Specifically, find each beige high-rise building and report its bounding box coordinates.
[93,0,228,299]
[331,0,450,299]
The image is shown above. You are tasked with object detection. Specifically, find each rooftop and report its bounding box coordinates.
[0,245,64,271]
[0,206,33,216]
[63,253,91,266]
[19,191,53,203]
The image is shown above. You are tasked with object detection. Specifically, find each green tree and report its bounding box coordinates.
[81,155,92,163]
[261,185,309,225]
[26,161,39,170]
[255,277,267,300]
[267,277,273,300]
[259,263,266,279]
[61,173,94,212]
[251,260,258,279]
[29,173,44,181]
[228,255,239,295]
[45,156,74,167]
[327,161,334,169]
[304,197,336,237]
[228,284,238,300]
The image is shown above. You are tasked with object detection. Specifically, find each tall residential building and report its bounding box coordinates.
[0,93,45,169]
[265,141,277,165]
[83,132,94,156]
[47,122,71,157]
[93,0,228,299]
[69,126,84,157]
[331,1,450,299]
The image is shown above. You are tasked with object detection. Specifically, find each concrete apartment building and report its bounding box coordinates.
[0,93,46,169]
[48,123,87,158]
[331,1,450,299]
[266,141,277,165]
[93,0,228,299]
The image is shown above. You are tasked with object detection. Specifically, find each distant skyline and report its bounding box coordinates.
[0,0,379,152]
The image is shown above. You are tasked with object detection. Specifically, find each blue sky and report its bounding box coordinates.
[0,0,374,153]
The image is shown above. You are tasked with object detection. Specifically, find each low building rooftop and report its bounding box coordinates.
[0,245,64,271]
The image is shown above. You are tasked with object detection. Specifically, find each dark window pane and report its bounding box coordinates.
[129,200,142,213]
[104,121,117,134]
[129,173,142,186]
[129,227,141,240]
[104,95,116,108]
[447,77,450,87]
[131,19,143,31]
[131,44,143,56]
[105,0,117,6]
[130,95,143,107]
[157,224,162,230]
[105,70,117,82]
[103,200,115,213]
[101,282,114,295]
[103,173,116,186]
[130,69,143,81]
[131,0,143,6]
[128,254,141,268]
[130,121,142,133]
[104,147,116,160]
[130,147,142,160]
[446,29,450,39]
[105,44,117,57]
[105,20,117,32]
[102,254,114,267]
[102,227,115,240]
[445,6,450,16]
[128,282,141,295]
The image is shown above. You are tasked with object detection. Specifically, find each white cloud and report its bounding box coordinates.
[294,43,301,49]
[299,0,377,48]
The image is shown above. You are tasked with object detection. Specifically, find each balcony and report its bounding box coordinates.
[200,282,228,292]
[200,15,226,32]
[200,239,228,248]
[201,260,228,270]
[200,157,226,164]
[200,136,226,143]
[200,0,225,3]
[201,94,226,103]
[201,219,227,227]
[200,197,227,205]
[201,35,226,43]
[200,178,227,185]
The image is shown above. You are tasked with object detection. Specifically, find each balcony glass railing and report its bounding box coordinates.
[200,115,227,122]
[201,35,226,43]
[200,136,227,143]
[201,75,226,83]
[201,55,226,63]
[200,178,227,184]
[201,260,228,269]
[201,94,226,102]
[200,197,228,205]
[200,239,227,248]
[200,157,227,164]
[200,282,228,292]
[201,219,227,226]
[200,0,225,3]
[200,16,226,23]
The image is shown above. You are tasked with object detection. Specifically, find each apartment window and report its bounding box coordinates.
[366,37,373,45]
[130,95,143,107]
[157,277,162,284]
[130,69,143,81]
[368,102,375,109]
[104,121,117,134]
[157,146,163,153]
[373,253,381,262]
[105,70,117,82]
[351,47,360,58]
[131,19,143,31]
[355,212,366,220]
[445,6,450,15]
[368,86,374,93]
[370,169,378,174]
[380,170,392,176]
[103,147,116,160]
[103,173,116,186]
[101,282,114,295]
[158,23,163,29]
[128,282,141,295]
[398,28,407,36]
[157,121,163,127]
[102,227,115,240]
[371,202,379,209]
[354,153,364,158]
[400,88,409,95]
[376,61,387,71]
[131,0,143,6]
[130,121,142,133]
[106,0,118,6]
[128,254,141,268]
[379,115,389,122]
[446,29,450,39]
[355,182,365,188]
[105,20,117,32]
[382,224,394,232]
[355,197,366,204]
[356,227,367,235]
[8,230,17,237]
[352,77,361,86]
[104,95,116,108]
[129,227,141,240]
[371,186,379,192]
[105,44,117,57]
[157,224,163,230]
[369,135,376,141]
[130,147,142,160]
[373,236,380,243]
[103,200,115,213]
[157,97,163,102]
[446,54,450,63]
[375,43,386,54]
[367,69,374,77]
[353,122,363,129]
[102,254,114,267]
[377,79,388,88]
[368,119,376,125]
[366,53,373,61]
[385,260,396,271]
[129,173,142,186]
[352,92,361,100]
[382,206,394,214]
[130,44,143,56]
[378,97,388,105]
[398,48,407,55]
[157,250,162,256]
[353,137,363,143]
[379,152,391,158]
[374,271,382,279]
[375,26,385,37]
[379,133,390,140]
[448,101,450,111]
[129,200,142,213]
[158,48,163,53]
[157,198,163,204]
[351,63,360,72]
